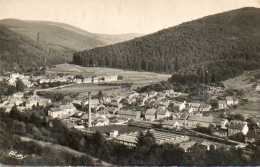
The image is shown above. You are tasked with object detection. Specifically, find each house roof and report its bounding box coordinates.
[179,112,190,120]
[172,101,185,106]
[226,96,234,101]
[163,119,185,125]
[218,100,227,104]
[200,104,211,109]
[117,110,137,116]
[188,115,214,123]
[188,102,201,108]
[50,103,76,112]
[157,107,169,115]
[229,120,247,130]
[179,141,196,151]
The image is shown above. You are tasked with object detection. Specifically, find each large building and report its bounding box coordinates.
[48,103,78,119]
[114,129,189,147]
[116,110,141,120]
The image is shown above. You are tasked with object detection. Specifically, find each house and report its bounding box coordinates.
[225,96,239,106]
[179,141,196,152]
[158,99,170,107]
[256,84,260,92]
[83,99,100,108]
[104,75,118,82]
[207,86,225,96]
[93,116,109,127]
[226,96,234,106]
[216,118,229,129]
[213,128,228,137]
[186,102,201,113]
[233,98,239,106]
[128,92,139,100]
[199,104,212,112]
[145,108,157,121]
[25,93,51,108]
[83,78,92,83]
[8,73,32,87]
[163,89,175,95]
[39,78,50,84]
[74,78,83,84]
[148,91,158,98]
[156,107,171,120]
[120,98,129,105]
[48,103,78,119]
[144,98,157,108]
[93,77,100,83]
[103,96,112,104]
[7,93,25,106]
[179,112,190,120]
[218,100,228,110]
[228,120,249,136]
[109,130,119,138]
[200,141,217,150]
[137,95,149,106]
[168,101,186,112]
[104,106,118,114]
[116,110,141,120]
[127,92,139,105]
[111,96,123,106]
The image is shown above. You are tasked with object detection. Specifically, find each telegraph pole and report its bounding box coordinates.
[37,32,40,43]
[88,92,92,128]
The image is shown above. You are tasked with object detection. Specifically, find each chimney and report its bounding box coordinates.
[88,92,92,127]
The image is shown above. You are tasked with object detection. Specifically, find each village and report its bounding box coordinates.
[0,69,260,156]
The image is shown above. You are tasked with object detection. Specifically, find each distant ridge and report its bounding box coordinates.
[0,19,141,72]
[73,7,260,82]
[0,19,141,51]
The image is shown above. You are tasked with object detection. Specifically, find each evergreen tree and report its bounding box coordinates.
[15,78,26,92]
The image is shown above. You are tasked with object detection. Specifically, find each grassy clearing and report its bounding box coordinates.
[223,70,260,118]
[47,64,170,84]
[43,63,170,97]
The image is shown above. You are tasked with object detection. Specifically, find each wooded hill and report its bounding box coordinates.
[0,19,140,72]
[0,19,140,52]
[73,7,260,83]
[0,25,56,72]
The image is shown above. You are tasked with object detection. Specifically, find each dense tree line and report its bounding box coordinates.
[74,7,260,83]
[1,106,260,165]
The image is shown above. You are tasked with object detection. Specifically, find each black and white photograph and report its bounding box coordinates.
[0,0,260,166]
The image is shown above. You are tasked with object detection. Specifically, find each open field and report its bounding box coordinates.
[49,83,126,98]
[47,63,170,85]
[42,63,171,97]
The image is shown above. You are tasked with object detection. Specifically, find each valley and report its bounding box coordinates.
[1,6,260,166]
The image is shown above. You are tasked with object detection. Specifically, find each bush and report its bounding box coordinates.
[118,75,123,80]
[12,120,26,135]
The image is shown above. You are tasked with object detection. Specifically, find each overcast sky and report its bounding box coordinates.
[0,0,259,34]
